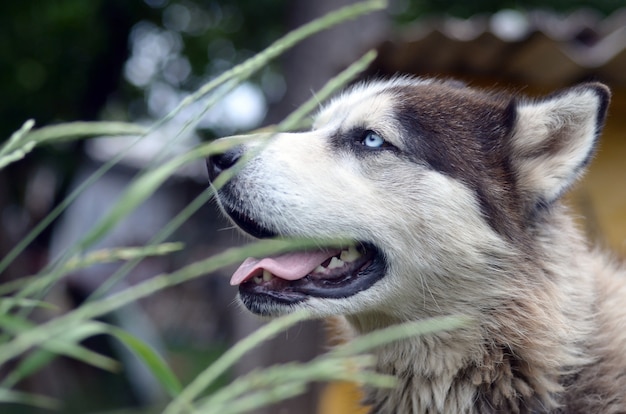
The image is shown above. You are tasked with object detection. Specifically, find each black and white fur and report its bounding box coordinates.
[207,78,626,413]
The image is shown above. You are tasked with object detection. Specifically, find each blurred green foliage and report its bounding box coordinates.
[0,1,146,137]
[0,0,286,141]
[394,0,625,22]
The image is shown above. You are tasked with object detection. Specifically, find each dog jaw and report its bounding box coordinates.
[232,243,389,317]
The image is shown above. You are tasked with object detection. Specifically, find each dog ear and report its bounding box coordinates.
[509,83,610,208]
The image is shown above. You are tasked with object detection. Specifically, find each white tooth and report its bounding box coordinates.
[328,257,344,269]
[340,246,361,263]
[314,266,326,273]
[262,270,273,281]
[254,276,262,284]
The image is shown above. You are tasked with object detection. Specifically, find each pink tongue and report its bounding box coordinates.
[230,249,340,286]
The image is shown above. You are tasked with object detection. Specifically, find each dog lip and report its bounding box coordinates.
[226,206,277,239]
[238,243,387,308]
[217,196,388,310]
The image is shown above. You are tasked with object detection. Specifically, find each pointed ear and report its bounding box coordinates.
[509,83,610,207]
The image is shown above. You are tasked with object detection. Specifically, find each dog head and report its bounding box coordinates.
[207,77,609,323]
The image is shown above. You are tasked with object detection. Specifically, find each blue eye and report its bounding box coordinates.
[362,131,385,148]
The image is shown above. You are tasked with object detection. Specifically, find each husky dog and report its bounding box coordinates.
[207,78,626,413]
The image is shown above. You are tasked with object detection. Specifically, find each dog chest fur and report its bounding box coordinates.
[208,78,626,413]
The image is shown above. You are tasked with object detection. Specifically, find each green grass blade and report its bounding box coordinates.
[203,382,306,414]
[330,315,471,358]
[0,119,35,158]
[0,141,36,170]
[1,349,57,388]
[279,49,377,131]
[0,388,60,411]
[156,0,386,130]
[86,188,214,302]
[63,242,184,271]
[38,323,121,372]
[162,310,311,414]
[24,121,148,144]
[0,312,36,334]
[74,142,214,251]
[0,278,30,297]
[196,317,470,414]
[0,315,119,374]
[75,135,261,254]
[0,298,57,313]
[0,140,143,276]
[106,326,183,398]
[0,121,146,170]
[0,243,184,315]
[200,356,388,410]
[0,238,325,366]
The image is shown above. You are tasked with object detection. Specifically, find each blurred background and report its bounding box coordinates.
[1,0,625,413]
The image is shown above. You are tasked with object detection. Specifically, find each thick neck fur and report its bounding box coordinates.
[344,204,597,414]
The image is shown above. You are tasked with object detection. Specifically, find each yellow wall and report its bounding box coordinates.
[570,87,626,257]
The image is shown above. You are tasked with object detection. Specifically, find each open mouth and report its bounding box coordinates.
[223,206,387,311]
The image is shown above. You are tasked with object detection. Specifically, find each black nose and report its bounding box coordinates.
[207,145,244,182]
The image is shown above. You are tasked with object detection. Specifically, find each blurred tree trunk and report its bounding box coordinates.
[264,0,388,124]
[233,1,388,413]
